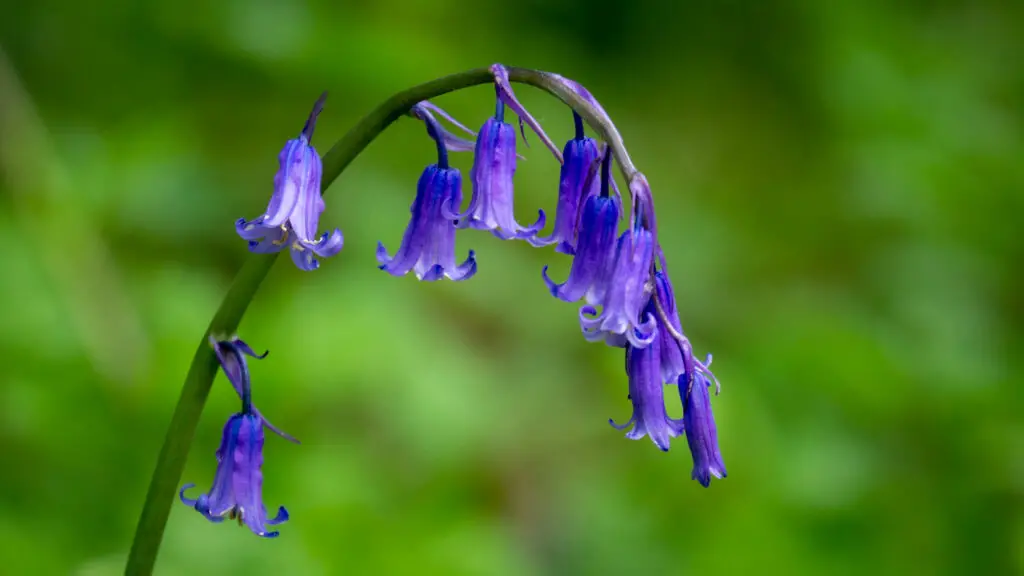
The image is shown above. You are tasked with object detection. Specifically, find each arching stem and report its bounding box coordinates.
[125,65,638,575]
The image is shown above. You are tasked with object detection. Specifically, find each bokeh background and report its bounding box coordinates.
[1,1,1021,574]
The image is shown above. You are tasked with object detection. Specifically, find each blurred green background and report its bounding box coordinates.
[1,1,1021,574]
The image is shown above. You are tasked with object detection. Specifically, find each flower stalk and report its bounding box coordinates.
[125,65,643,576]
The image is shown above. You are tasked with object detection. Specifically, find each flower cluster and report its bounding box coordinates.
[179,337,295,537]
[219,65,725,504]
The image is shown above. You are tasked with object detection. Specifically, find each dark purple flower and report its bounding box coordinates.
[650,270,688,386]
[543,143,618,304]
[236,93,344,271]
[210,336,298,444]
[377,165,477,281]
[579,227,656,347]
[681,368,727,486]
[529,113,601,253]
[542,194,618,305]
[610,337,683,451]
[180,413,289,537]
[446,110,546,240]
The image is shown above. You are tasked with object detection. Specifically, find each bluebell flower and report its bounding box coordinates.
[529,112,601,253]
[180,412,289,537]
[681,368,727,486]
[377,111,476,281]
[579,226,657,347]
[211,336,298,444]
[542,146,618,304]
[236,93,344,271]
[446,102,546,240]
[610,336,683,452]
[378,166,477,281]
[543,193,618,304]
[650,270,688,385]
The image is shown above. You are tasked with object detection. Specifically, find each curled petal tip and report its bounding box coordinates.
[178,484,197,507]
[450,251,478,282]
[375,241,395,267]
[511,210,547,240]
[609,415,635,431]
[269,506,290,525]
[541,265,559,296]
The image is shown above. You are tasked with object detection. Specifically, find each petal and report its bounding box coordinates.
[526,234,558,248]
[608,414,636,431]
[193,494,226,523]
[203,415,244,517]
[624,312,658,348]
[236,217,270,241]
[289,243,320,271]
[263,140,304,228]
[447,250,477,281]
[506,209,546,240]
[287,147,325,242]
[376,241,402,272]
[267,505,289,526]
[309,228,344,258]
[541,265,559,296]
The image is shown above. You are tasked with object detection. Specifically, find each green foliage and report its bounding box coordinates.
[0,1,1020,574]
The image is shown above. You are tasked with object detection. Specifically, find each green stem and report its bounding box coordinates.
[124,65,637,575]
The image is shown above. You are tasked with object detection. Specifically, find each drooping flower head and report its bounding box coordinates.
[649,268,687,386]
[446,65,565,240]
[377,112,477,281]
[575,169,661,348]
[542,145,618,305]
[529,112,601,253]
[446,98,546,240]
[579,230,656,348]
[681,366,727,487]
[179,412,290,537]
[610,336,683,452]
[181,339,290,536]
[647,253,720,395]
[210,336,298,444]
[236,93,344,271]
